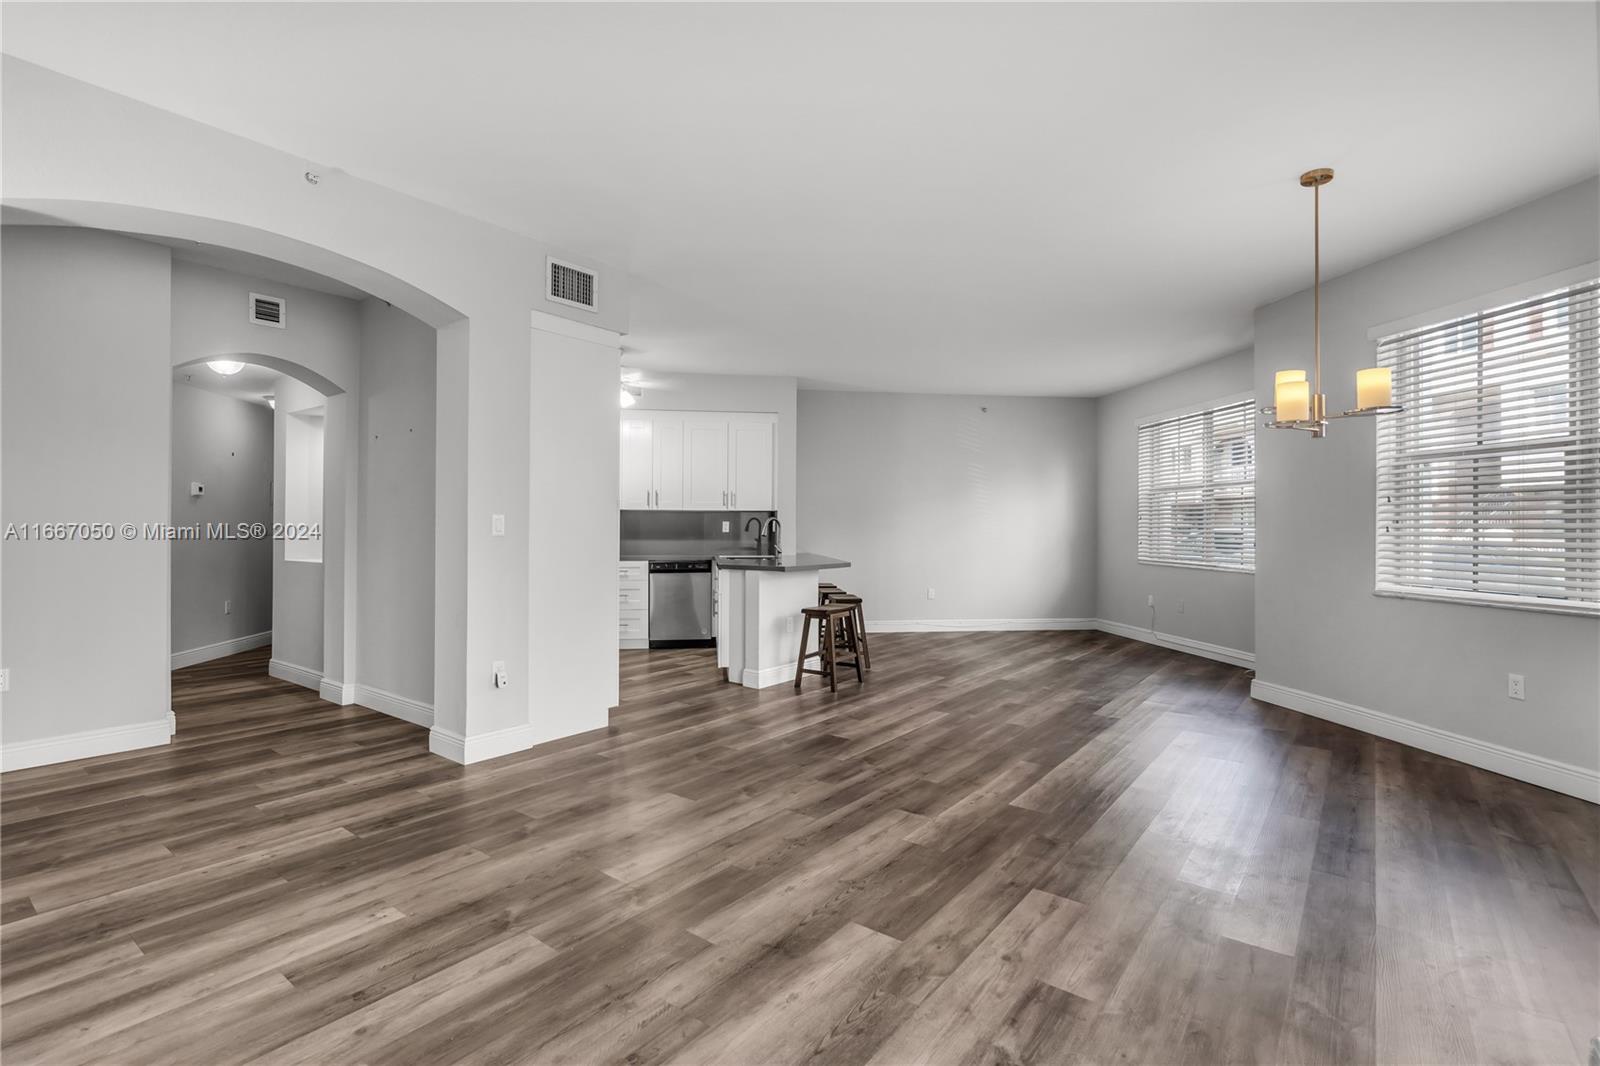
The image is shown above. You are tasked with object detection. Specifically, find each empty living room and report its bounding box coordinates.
[0,3,1596,1064]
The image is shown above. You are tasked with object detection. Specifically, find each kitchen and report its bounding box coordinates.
[617,371,853,689]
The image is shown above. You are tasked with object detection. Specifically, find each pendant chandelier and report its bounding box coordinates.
[1263,168,1402,437]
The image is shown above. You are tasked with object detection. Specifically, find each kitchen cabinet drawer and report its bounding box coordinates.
[619,584,648,611]
[619,610,648,640]
[619,562,647,583]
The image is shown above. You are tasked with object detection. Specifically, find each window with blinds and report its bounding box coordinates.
[1375,277,1599,615]
[1137,398,1256,572]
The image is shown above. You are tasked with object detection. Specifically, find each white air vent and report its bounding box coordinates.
[547,258,598,312]
[249,292,286,328]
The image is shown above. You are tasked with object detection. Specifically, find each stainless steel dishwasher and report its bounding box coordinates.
[648,560,714,648]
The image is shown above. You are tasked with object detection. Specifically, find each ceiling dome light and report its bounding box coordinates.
[207,360,245,376]
[619,386,638,408]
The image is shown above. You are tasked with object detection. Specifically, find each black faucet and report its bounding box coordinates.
[744,515,766,553]
[763,516,782,555]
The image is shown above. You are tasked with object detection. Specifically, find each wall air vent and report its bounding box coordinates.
[547,258,598,312]
[249,293,287,329]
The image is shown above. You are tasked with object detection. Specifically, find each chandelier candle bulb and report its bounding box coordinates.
[1356,367,1392,410]
[1277,379,1311,422]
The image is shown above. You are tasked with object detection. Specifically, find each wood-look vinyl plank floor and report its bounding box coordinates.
[2,633,1596,1065]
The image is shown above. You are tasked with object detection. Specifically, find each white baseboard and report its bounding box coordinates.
[741,663,796,689]
[268,658,322,692]
[1250,679,1600,804]
[428,723,538,765]
[2,717,172,772]
[1093,619,1256,670]
[171,631,272,670]
[871,618,1098,634]
[355,684,434,728]
[319,679,355,706]
[168,711,177,737]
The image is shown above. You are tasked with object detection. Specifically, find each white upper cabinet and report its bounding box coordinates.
[619,410,776,512]
[619,415,655,509]
[728,416,776,511]
[684,417,731,509]
[652,413,686,509]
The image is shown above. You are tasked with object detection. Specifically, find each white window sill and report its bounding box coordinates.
[1374,586,1598,619]
[1138,559,1255,576]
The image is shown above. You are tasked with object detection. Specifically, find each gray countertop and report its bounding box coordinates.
[714,553,850,572]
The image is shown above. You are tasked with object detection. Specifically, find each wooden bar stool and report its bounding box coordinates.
[817,581,841,607]
[793,604,863,692]
[827,594,871,670]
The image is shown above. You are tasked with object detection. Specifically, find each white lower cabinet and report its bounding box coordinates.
[619,561,649,649]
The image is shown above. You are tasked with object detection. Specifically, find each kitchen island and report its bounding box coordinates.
[716,553,850,688]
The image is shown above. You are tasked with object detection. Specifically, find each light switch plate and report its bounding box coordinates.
[491,514,506,536]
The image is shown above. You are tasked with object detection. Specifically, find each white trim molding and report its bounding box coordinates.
[2,717,171,772]
[428,723,537,765]
[741,663,797,689]
[171,631,272,670]
[1094,619,1255,670]
[355,685,434,729]
[871,618,1097,634]
[1251,679,1600,804]
[319,679,355,706]
[268,658,321,692]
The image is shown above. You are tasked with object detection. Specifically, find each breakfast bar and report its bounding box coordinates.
[715,553,850,687]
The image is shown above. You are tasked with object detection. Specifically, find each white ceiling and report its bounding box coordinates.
[174,360,282,410]
[4,3,1596,396]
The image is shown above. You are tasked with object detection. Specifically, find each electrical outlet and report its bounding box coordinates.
[1508,673,1525,701]
[493,661,509,689]
[1147,594,1155,607]
[224,599,232,615]
[1177,599,1185,614]
[0,668,9,693]
[786,616,794,633]
[927,587,936,600]
[722,521,730,533]
[491,514,506,537]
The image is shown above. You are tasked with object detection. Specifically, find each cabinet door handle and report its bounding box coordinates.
[722,490,727,507]
[732,491,737,508]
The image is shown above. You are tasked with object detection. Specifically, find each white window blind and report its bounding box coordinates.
[1375,277,1599,615]
[1137,398,1256,572]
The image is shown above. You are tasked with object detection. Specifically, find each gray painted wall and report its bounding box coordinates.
[798,391,1098,624]
[628,371,800,547]
[1,227,172,744]
[1254,176,1600,773]
[1095,349,1255,654]
[170,383,273,658]
[357,299,436,706]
